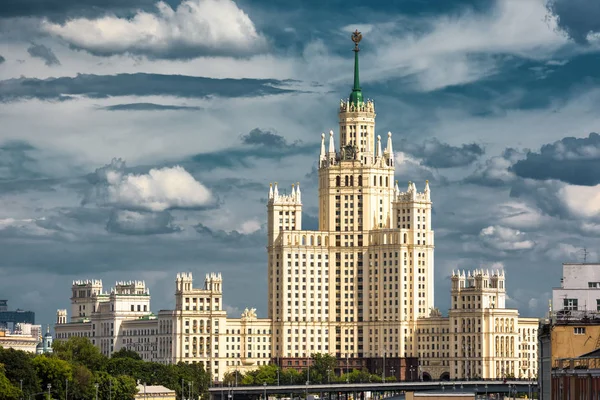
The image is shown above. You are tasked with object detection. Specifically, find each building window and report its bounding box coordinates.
[589,282,600,288]
[563,298,578,311]
[597,299,600,311]
[574,327,586,335]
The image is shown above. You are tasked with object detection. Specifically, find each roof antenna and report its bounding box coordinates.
[579,247,590,263]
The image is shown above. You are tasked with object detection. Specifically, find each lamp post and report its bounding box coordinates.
[65,379,68,400]
[94,383,99,400]
[263,382,267,400]
[382,348,386,383]
[409,366,414,382]
[20,379,23,400]
[485,383,488,399]
[47,384,52,399]
[327,369,331,384]
[390,366,395,381]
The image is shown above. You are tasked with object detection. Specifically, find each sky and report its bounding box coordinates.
[1,0,600,329]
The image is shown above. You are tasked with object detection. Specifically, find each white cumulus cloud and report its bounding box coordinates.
[479,225,535,251]
[42,0,267,58]
[559,184,600,218]
[87,160,213,212]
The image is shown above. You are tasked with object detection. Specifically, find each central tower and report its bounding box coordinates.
[267,30,434,371]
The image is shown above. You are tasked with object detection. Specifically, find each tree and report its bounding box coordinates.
[223,370,243,386]
[69,364,94,400]
[32,355,72,400]
[111,348,142,361]
[0,363,20,400]
[52,337,106,371]
[0,347,40,395]
[310,354,337,384]
[93,371,137,400]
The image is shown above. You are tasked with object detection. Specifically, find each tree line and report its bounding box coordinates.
[0,337,209,400]
[0,338,393,400]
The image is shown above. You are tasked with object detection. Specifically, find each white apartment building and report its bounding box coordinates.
[553,263,600,313]
[55,273,271,382]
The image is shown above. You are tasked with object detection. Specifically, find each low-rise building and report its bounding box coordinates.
[0,323,47,353]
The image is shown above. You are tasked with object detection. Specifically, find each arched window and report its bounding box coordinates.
[350,176,354,186]
[374,176,377,186]
[386,177,389,187]
[345,176,349,186]
[336,176,341,187]
[358,175,363,186]
[403,233,407,243]
[380,176,383,186]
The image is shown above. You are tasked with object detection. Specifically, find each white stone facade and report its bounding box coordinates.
[415,270,538,380]
[552,263,600,313]
[55,273,270,382]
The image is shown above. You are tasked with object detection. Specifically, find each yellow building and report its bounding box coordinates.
[416,270,538,380]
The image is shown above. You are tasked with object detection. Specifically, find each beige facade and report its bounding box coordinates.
[55,273,271,382]
[415,270,538,380]
[267,37,433,364]
[0,329,39,353]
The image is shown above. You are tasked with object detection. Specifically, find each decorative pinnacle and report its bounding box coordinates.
[349,29,363,106]
[351,29,362,51]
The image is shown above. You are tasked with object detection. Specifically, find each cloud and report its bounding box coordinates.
[0,73,295,102]
[42,0,268,59]
[27,43,61,66]
[181,128,317,172]
[466,148,524,187]
[512,132,600,185]
[100,103,202,111]
[399,137,484,168]
[558,184,600,218]
[106,209,180,235]
[241,128,290,148]
[0,140,41,180]
[0,55,5,64]
[0,0,156,19]
[83,158,213,212]
[546,0,600,44]
[479,225,535,251]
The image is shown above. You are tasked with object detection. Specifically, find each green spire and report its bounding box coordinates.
[349,29,363,107]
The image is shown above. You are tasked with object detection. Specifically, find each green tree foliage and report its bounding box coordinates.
[32,355,72,399]
[93,371,137,400]
[52,337,106,371]
[0,347,40,395]
[310,354,337,384]
[69,364,94,400]
[111,348,142,361]
[0,363,20,400]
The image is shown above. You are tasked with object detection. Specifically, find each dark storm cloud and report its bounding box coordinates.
[27,43,61,66]
[0,73,296,102]
[0,55,5,64]
[101,103,202,111]
[0,0,161,19]
[241,129,289,148]
[512,133,600,185]
[399,137,484,168]
[547,0,600,44]
[106,210,181,235]
[181,128,317,172]
[194,223,264,246]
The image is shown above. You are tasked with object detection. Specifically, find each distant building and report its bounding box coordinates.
[0,323,48,354]
[0,300,35,330]
[55,273,271,382]
[553,263,600,313]
[135,384,176,400]
[539,262,600,400]
[552,349,600,400]
[416,269,538,380]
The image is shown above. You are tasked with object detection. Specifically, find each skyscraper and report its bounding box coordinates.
[267,30,434,367]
